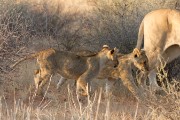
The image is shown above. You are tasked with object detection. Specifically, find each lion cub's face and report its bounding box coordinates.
[132,48,149,72]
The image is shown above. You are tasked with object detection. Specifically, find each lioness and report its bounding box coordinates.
[136,9,180,90]
[11,45,118,96]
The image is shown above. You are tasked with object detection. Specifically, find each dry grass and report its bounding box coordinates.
[0,0,179,120]
[0,78,179,120]
[1,61,179,120]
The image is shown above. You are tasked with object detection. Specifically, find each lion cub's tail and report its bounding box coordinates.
[10,53,39,68]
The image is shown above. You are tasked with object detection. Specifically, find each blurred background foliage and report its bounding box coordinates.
[0,0,179,94]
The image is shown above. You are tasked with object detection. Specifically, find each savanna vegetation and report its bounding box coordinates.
[0,0,179,119]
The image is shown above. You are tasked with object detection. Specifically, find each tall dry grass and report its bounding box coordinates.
[0,79,179,120]
[0,0,179,120]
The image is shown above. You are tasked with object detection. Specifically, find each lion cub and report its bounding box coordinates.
[11,45,118,96]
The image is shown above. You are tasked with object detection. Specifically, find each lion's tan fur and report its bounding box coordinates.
[98,48,148,79]
[56,48,149,99]
[136,9,180,89]
[106,48,149,99]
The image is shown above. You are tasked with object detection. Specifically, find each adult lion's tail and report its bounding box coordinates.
[136,20,144,49]
[10,53,39,68]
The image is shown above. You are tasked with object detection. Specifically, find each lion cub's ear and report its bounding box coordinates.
[110,47,119,55]
[140,49,146,55]
[114,47,119,53]
[110,49,115,54]
[103,45,110,49]
[34,69,40,75]
[133,48,141,58]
